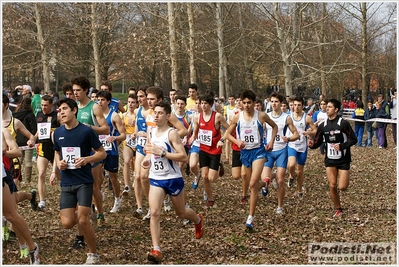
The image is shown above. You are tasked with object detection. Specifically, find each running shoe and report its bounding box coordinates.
[192,174,201,190]
[333,209,343,218]
[164,195,172,212]
[288,177,294,188]
[29,243,40,265]
[143,209,151,221]
[272,178,278,189]
[101,190,106,202]
[205,200,214,207]
[134,208,144,219]
[97,214,105,228]
[37,200,46,211]
[261,187,269,197]
[147,249,162,263]
[2,223,10,242]
[276,207,284,215]
[245,216,254,229]
[71,237,86,249]
[194,214,204,239]
[122,186,130,197]
[298,192,304,199]
[20,246,29,258]
[203,190,208,201]
[85,253,100,264]
[30,190,38,211]
[110,199,121,213]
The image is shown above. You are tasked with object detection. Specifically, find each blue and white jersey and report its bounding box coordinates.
[100,110,119,156]
[288,112,307,152]
[236,110,264,150]
[149,128,182,180]
[136,106,148,148]
[109,98,119,113]
[266,111,289,151]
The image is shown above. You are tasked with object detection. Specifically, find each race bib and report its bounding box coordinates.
[137,136,147,147]
[151,156,170,174]
[61,147,81,169]
[327,143,342,159]
[126,134,136,148]
[198,129,212,146]
[38,122,51,140]
[99,135,112,151]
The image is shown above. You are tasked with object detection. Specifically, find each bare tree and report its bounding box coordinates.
[187,3,196,84]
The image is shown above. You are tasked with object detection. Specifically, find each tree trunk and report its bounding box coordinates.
[168,3,179,91]
[216,3,225,98]
[187,3,196,85]
[91,3,101,90]
[35,4,50,92]
[361,3,368,105]
[273,3,293,97]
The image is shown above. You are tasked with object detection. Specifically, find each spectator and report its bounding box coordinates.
[375,101,389,148]
[351,101,365,147]
[304,98,316,116]
[363,100,378,147]
[31,86,42,116]
[12,97,37,183]
[389,89,397,148]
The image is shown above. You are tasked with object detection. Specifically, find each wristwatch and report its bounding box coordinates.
[161,150,167,158]
[287,137,291,142]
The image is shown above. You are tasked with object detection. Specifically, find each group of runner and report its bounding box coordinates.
[2,78,358,264]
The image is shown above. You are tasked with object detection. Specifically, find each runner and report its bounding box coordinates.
[308,98,357,217]
[3,128,40,264]
[224,90,278,229]
[35,95,61,211]
[260,92,299,215]
[51,98,106,264]
[121,94,138,197]
[190,94,230,207]
[286,96,317,198]
[73,76,110,233]
[141,101,204,263]
[96,91,126,213]
[223,94,236,164]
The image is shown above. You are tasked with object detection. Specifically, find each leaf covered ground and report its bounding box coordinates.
[2,128,397,265]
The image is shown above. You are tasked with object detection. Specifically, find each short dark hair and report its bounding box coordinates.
[33,86,41,94]
[147,86,164,100]
[188,83,198,91]
[199,94,214,105]
[293,96,304,105]
[328,99,341,110]
[270,92,284,102]
[154,100,171,115]
[128,94,137,101]
[58,98,78,118]
[101,80,113,91]
[137,84,149,96]
[62,83,73,95]
[356,101,364,109]
[240,90,256,102]
[71,76,91,91]
[175,95,187,104]
[97,90,112,102]
[41,95,53,104]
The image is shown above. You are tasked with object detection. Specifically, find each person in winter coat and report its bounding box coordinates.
[12,98,37,183]
[363,100,379,147]
[351,101,365,147]
[375,101,389,148]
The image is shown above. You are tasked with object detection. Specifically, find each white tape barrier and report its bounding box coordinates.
[344,117,397,123]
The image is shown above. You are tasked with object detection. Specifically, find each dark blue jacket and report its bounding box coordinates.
[375,107,389,128]
[364,107,377,132]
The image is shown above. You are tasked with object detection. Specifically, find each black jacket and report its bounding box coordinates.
[375,107,389,129]
[364,107,377,132]
[12,109,37,147]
